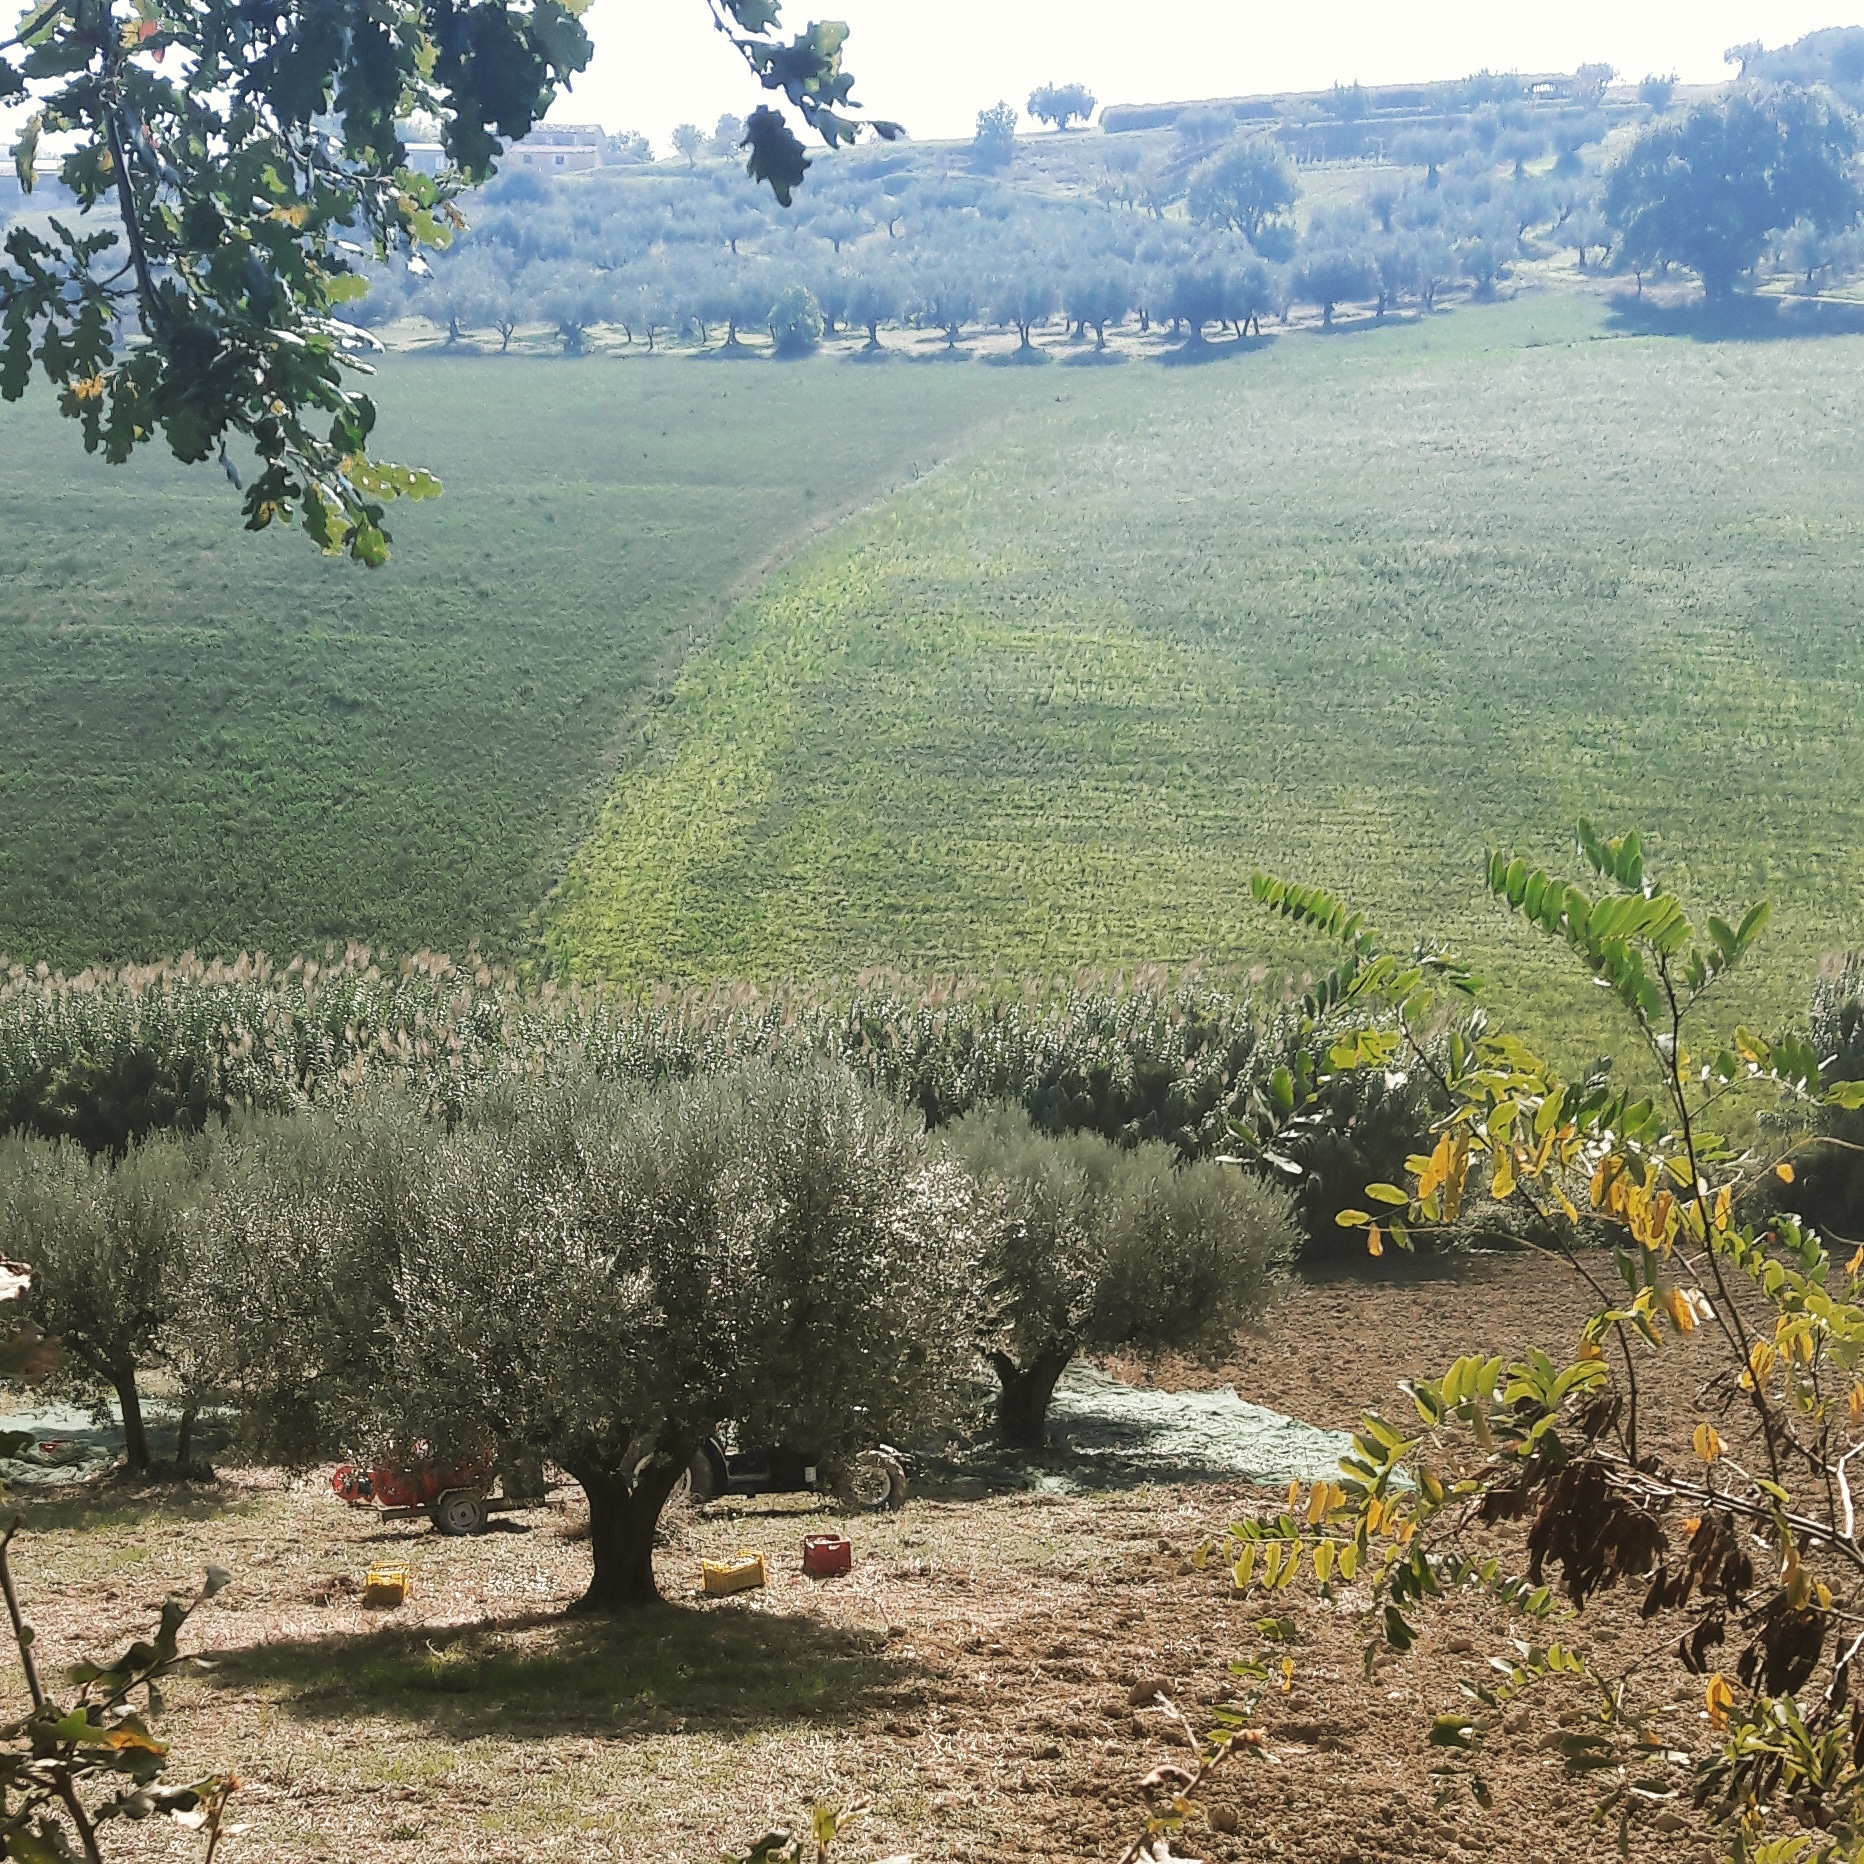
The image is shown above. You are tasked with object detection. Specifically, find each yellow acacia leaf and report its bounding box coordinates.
[1850,1384,1864,1428]
[1576,1340,1603,1362]
[1313,1540,1336,1584]
[1784,1541,1812,1611]
[1286,1479,1300,1511]
[1705,1673,1734,1731]
[1777,1162,1796,1184]
[1338,1542,1360,1583]
[1713,1184,1732,1231]
[1306,1482,1329,1526]
[1367,1226,1384,1259]
[1850,1247,1864,1280]
[1279,1657,1294,1693]
[1693,1422,1725,1465]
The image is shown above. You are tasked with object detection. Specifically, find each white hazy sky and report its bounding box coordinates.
[560,2,1862,149]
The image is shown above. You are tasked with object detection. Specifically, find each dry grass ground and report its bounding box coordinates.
[5,1259,1739,1862]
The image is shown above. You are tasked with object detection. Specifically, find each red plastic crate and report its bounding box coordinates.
[802,1534,852,1577]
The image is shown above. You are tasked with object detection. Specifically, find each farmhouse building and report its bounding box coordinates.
[506,125,607,172]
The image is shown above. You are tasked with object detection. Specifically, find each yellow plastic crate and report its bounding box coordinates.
[701,1551,766,1597]
[362,1565,410,1609]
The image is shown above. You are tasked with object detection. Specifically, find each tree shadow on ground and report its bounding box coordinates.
[209,1597,916,1741]
[1607,292,1864,342]
[1158,334,1272,367]
[1060,349,1126,367]
[14,1478,254,1536]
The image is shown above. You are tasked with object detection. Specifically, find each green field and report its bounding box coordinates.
[8,296,1864,1049]
[544,297,1864,1045]
[0,353,1042,963]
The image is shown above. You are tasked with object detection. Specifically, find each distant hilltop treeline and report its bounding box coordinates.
[341,26,1864,358]
[1097,68,1634,150]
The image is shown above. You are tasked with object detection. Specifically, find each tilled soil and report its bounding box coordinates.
[3,1254,1754,1862]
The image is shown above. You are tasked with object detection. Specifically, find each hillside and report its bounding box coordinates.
[0,360,1044,965]
[544,294,1864,1053]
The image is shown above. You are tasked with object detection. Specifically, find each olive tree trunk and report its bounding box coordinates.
[571,1448,692,1611]
[988,1346,1075,1451]
[112,1364,151,1474]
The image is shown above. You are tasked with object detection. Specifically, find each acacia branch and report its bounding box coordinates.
[1659,954,1785,1492]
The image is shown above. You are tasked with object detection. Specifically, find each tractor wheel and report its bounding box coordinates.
[630,1440,726,1504]
[842,1450,907,1512]
[687,1442,728,1502]
[431,1488,490,1536]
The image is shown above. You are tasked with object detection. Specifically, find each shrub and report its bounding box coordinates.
[767,283,823,356]
[834,982,1268,1155]
[946,1106,1292,1446]
[973,102,1017,172]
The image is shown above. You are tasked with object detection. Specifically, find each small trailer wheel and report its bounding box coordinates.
[431,1488,490,1536]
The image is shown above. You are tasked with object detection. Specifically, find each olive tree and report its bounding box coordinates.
[1294,245,1377,326]
[1187,142,1297,247]
[946,1107,1293,1448]
[1028,82,1096,132]
[379,1067,980,1609]
[844,263,903,348]
[992,264,1059,350]
[1063,265,1131,349]
[1165,259,1228,340]
[0,1132,195,1472]
[185,1101,436,1467]
[1605,86,1860,300]
[916,268,981,348]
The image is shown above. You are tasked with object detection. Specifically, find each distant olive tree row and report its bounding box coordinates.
[368,70,1864,358]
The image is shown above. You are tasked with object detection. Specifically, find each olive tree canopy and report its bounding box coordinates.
[1604,86,1860,298]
